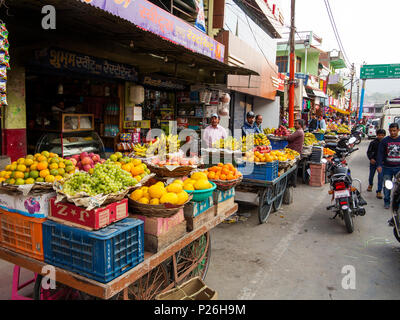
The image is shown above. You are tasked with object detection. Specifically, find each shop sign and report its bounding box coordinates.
[80,0,224,62]
[286,73,308,86]
[142,76,186,90]
[124,120,151,129]
[307,75,320,90]
[271,73,285,91]
[31,48,138,81]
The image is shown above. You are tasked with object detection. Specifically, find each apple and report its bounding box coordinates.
[92,155,100,162]
[70,158,77,166]
[100,159,106,164]
[81,157,91,165]
[83,164,91,172]
[89,153,95,157]
[80,152,89,160]
[72,154,80,160]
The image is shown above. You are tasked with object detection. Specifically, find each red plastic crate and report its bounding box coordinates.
[49,198,128,230]
[0,209,45,261]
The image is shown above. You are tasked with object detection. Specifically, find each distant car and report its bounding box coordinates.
[367,118,380,139]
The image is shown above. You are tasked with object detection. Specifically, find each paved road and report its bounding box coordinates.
[0,140,399,300]
[207,140,400,300]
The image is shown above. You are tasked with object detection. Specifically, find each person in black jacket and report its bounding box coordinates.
[367,129,386,198]
[308,115,317,132]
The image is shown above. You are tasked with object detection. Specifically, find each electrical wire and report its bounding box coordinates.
[323,0,351,68]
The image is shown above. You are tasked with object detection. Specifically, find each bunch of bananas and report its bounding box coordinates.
[166,134,181,153]
[263,128,276,135]
[337,126,350,134]
[240,134,270,152]
[133,143,147,157]
[304,132,318,146]
[283,148,300,160]
[212,137,241,151]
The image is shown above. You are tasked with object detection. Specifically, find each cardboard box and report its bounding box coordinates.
[0,192,56,219]
[49,198,128,230]
[156,276,217,300]
[143,220,187,253]
[130,209,184,236]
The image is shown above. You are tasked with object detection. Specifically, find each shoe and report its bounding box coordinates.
[377,192,383,199]
[384,203,390,209]
[367,185,373,192]
[388,218,395,227]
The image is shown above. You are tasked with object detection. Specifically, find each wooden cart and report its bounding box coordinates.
[0,202,238,300]
[235,165,298,224]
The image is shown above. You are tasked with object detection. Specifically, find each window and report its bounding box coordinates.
[296,56,302,73]
[276,56,288,73]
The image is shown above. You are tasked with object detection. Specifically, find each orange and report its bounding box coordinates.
[17,164,26,172]
[49,163,59,170]
[40,169,50,178]
[214,173,220,180]
[220,174,227,180]
[222,168,230,175]
[227,173,234,180]
[217,163,223,167]
[207,171,215,179]
[37,161,48,171]
[38,155,47,162]
[58,162,66,169]
[131,166,141,177]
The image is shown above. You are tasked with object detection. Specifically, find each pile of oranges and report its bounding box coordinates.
[243,150,288,163]
[0,151,76,185]
[206,163,241,181]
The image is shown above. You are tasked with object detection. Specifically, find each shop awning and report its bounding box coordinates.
[7,0,258,85]
[306,87,327,99]
[328,105,350,115]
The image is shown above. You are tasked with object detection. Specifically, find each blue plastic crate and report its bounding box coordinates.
[237,161,279,181]
[270,140,288,150]
[43,218,144,283]
[313,133,325,141]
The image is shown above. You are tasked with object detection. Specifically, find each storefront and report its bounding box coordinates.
[3,0,255,161]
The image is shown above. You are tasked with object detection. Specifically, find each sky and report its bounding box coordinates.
[277,0,400,94]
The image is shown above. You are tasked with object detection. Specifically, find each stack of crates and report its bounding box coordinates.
[309,163,326,187]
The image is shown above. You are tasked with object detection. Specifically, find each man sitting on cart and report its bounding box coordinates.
[286,119,305,154]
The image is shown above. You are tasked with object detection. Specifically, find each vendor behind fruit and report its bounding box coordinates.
[242,111,262,136]
[202,113,227,148]
[285,119,305,154]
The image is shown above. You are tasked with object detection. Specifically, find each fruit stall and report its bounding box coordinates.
[0,150,239,300]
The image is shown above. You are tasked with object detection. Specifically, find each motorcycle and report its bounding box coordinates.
[351,124,364,145]
[325,136,366,233]
[385,175,400,242]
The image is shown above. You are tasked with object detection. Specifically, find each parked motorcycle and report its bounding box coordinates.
[325,136,366,233]
[385,176,400,242]
[351,124,364,145]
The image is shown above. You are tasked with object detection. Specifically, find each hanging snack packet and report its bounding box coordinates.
[0,80,6,93]
[0,38,9,50]
[0,26,8,39]
[0,66,6,80]
[0,93,7,105]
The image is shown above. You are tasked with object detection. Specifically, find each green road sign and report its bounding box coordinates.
[360,64,400,79]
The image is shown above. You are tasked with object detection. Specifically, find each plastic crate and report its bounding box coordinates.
[270,140,288,150]
[237,161,279,181]
[43,218,144,283]
[0,209,45,261]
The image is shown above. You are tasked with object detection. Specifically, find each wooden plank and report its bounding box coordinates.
[144,221,187,253]
[185,206,216,232]
[0,203,238,300]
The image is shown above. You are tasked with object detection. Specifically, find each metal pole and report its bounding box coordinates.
[288,0,296,127]
[305,46,307,75]
[356,79,360,116]
[348,63,354,124]
[358,79,366,121]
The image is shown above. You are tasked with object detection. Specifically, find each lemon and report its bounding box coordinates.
[0,171,6,178]
[184,184,195,191]
[24,159,34,166]
[15,178,25,185]
[176,191,189,205]
[173,179,184,186]
[155,181,165,188]
[149,184,167,199]
[183,178,195,185]
[160,192,178,205]
[130,189,143,201]
[194,179,211,190]
[138,197,150,204]
[150,198,160,205]
[45,175,55,183]
[17,158,25,165]
[166,183,183,194]
[25,178,35,184]
[191,172,208,181]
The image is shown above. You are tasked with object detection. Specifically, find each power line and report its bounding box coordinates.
[323,0,351,68]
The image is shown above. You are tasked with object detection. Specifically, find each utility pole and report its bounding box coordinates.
[348,63,355,124]
[288,0,296,128]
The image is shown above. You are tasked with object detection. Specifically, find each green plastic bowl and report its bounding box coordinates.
[184,181,217,202]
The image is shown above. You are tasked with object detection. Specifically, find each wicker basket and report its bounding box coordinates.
[128,195,192,217]
[145,162,197,178]
[209,176,243,191]
[0,182,54,196]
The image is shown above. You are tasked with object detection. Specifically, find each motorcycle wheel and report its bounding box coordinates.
[354,136,361,145]
[393,227,400,243]
[343,209,354,233]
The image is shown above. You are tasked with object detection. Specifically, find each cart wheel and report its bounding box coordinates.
[175,232,211,283]
[273,177,287,212]
[302,161,310,184]
[125,262,170,300]
[33,275,119,300]
[273,194,284,211]
[259,187,273,224]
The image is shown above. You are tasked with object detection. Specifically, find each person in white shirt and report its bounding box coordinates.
[202,113,227,148]
[319,116,327,131]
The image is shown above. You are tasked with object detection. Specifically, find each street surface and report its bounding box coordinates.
[0,140,398,300]
[207,140,400,300]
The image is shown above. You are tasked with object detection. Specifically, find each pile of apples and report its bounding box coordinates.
[253,145,271,154]
[151,155,198,167]
[274,125,291,137]
[66,152,105,173]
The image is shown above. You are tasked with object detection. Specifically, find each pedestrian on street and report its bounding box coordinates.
[202,113,227,148]
[377,123,400,209]
[286,119,304,154]
[367,129,386,199]
[255,114,263,132]
[242,111,261,136]
[308,114,318,132]
[319,116,327,131]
